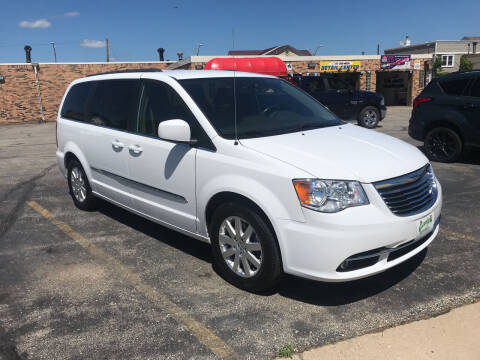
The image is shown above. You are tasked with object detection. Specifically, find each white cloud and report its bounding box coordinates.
[81,39,105,48]
[64,11,80,17]
[18,18,51,29]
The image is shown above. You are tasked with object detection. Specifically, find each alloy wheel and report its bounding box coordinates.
[363,110,377,127]
[425,129,460,161]
[218,216,263,278]
[70,167,87,202]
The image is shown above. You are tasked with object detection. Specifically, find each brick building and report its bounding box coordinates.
[0,61,173,124]
[0,53,432,124]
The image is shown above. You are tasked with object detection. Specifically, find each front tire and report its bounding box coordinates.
[209,202,282,292]
[358,106,380,128]
[67,159,97,211]
[424,127,462,163]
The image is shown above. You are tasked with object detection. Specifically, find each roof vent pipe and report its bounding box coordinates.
[157,48,165,61]
[24,45,32,63]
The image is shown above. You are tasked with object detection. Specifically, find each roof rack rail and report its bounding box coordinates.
[86,68,163,77]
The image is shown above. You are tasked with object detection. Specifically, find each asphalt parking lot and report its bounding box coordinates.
[1,107,479,360]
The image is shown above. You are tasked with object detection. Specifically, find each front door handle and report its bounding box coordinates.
[128,144,143,154]
[112,140,124,150]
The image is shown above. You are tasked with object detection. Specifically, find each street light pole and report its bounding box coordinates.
[313,45,324,55]
[196,43,205,56]
[49,42,57,62]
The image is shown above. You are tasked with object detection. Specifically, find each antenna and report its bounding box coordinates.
[233,71,238,145]
[232,28,235,50]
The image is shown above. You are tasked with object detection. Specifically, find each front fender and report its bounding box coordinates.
[197,174,305,238]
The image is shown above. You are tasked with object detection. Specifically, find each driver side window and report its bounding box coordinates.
[137,80,196,137]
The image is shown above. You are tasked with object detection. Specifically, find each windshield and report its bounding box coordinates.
[178,77,342,139]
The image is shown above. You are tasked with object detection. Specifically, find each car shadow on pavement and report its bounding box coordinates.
[96,200,213,264]
[96,199,427,305]
[275,249,426,306]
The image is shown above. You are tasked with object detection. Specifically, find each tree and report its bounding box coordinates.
[459,55,473,71]
[433,55,447,77]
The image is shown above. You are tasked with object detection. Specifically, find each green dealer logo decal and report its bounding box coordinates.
[419,215,433,233]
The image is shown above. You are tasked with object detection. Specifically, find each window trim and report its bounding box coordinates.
[441,55,454,68]
[136,79,216,151]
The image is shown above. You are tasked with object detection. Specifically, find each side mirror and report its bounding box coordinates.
[158,119,194,144]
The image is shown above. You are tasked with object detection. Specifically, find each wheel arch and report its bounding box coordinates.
[205,192,275,236]
[424,120,464,144]
[62,142,93,182]
[357,103,380,119]
[205,191,284,269]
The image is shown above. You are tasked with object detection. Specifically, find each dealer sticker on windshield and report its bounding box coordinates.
[417,213,434,235]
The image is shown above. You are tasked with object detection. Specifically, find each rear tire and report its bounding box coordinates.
[67,159,97,211]
[424,127,462,163]
[209,202,283,292]
[358,106,380,128]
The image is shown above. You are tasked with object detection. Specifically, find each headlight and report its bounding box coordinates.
[293,179,369,213]
[380,96,385,106]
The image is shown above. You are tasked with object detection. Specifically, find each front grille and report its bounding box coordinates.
[373,165,438,216]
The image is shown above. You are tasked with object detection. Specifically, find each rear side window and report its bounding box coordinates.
[87,80,140,131]
[61,82,92,121]
[439,78,470,96]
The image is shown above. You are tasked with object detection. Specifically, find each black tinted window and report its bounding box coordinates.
[327,77,350,90]
[137,80,204,140]
[303,78,326,93]
[179,78,235,137]
[180,77,340,139]
[440,78,469,96]
[469,79,480,98]
[87,80,140,131]
[61,82,92,121]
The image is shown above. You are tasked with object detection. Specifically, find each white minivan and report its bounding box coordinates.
[56,70,442,292]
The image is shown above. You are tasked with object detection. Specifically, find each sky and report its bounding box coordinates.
[0,0,478,63]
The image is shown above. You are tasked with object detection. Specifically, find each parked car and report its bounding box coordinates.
[57,70,442,292]
[290,75,387,128]
[409,70,480,162]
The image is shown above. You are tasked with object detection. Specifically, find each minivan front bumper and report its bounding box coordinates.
[275,180,442,282]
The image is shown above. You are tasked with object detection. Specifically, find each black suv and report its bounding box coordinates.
[409,70,480,162]
[290,75,387,128]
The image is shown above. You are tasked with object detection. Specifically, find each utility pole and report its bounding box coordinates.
[50,42,57,62]
[105,38,110,62]
[377,43,380,55]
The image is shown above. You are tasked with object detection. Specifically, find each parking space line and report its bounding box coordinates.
[27,201,238,359]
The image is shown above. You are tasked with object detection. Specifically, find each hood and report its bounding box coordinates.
[240,124,428,183]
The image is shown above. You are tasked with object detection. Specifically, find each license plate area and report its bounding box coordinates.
[417,212,434,237]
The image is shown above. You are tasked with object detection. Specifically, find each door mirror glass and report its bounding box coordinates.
[158,119,192,143]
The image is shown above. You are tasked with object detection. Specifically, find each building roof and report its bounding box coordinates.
[462,36,480,41]
[228,45,312,56]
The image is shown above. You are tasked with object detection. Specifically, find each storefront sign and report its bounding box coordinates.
[380,55,411,70]
[320,61,361,72]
